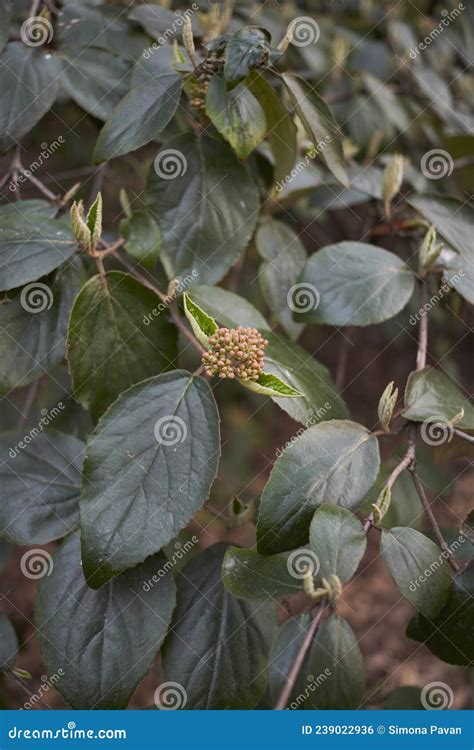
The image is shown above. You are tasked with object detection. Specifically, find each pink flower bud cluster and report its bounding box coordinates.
[202,327,268,381]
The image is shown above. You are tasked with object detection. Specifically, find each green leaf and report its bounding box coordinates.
[255,219,306,339]
[222,546,301,600]
[0,43,61,153]
[224,27,278,85]
[145,134,260,285]
[36,533,176,708]
[407,560,474,666]
[205,76,266,160]
[0,614,17,672]
[94,74,182,162]
[309,505,367,584]
[381,527,451,618]
[183,293,217,348]
[403,367,474,428]
[257,420,380,554]
[60,47,131,122]
[305,614,364,709]
[239,371,303,398]
[268,614,311,704]
[67,272,177,422]
[184,287,348,426]
[162,544,269,708]
[0,215,76,292]
[297,242,415,326]
[0,431,84,545]
[281,73,349,188]
[0,200,57,220]
[119,212,161,270]
[0,257,87,393]
[80,371,220,588]
[247,71,297,188]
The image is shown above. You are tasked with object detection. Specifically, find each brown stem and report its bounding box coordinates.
[274,600,327,711]
[363,435,415,532]
[113,253,205,355]
[452,427,474,444]
[408,467,459,572]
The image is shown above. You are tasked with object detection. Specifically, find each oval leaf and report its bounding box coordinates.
[297,242,415,326]
[381,527,452,618]
[145,134,260,285]
[407,560,473,666]
[309,504,367,584]
[80,370,220,588]
[306,614,365,709]
[94,74,182,161]
[403,367,474,428]
[67,272,178,422]
[257,420,380,554]
[205,75,266,159]
[36,533,176,708]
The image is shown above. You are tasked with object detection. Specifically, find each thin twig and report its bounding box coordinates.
[113,252,205,354]
[408,468,459,572]
[452,428,474,444]
[274,600,327,711]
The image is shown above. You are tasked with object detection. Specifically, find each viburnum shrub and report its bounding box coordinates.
[0,0,472,712]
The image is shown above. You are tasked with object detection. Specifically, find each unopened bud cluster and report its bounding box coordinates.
[202,327,268,381]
